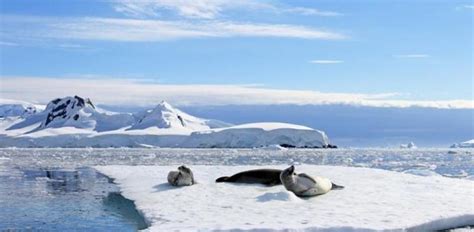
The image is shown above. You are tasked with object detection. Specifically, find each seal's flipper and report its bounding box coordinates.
[331,182,344,190]
[298,173,317,184]
[216,176,230,182]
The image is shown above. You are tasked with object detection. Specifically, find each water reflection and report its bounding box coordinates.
[103,192,148,230]
[0,167,148,231]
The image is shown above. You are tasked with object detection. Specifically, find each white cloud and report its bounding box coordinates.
[113,0,342,19]
[1,77,472,109]
[30,17,345,41]
[309,60,343,64]
[394,54,430,59]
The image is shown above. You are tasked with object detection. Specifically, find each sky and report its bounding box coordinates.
[0,0,473,108]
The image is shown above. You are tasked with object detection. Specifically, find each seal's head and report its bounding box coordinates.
[177,165,195,185]
[280,165,296,186]
[282,165,295,175]
[178,165,191,174]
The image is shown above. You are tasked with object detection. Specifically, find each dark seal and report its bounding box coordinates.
[215,169,282,186]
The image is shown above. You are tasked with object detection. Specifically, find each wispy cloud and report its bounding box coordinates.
[114,0,220,19]
[113,0,342,19]
[1,77,472,109]
[394,54,430,59]
[281,7,342,16]
[58,44,83,48]
[0,41,19,46]
[309,60,343,64]
[456,4,474,10]
[2,16,345,41]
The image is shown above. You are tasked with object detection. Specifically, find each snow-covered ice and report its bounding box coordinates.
[95,165,474,231]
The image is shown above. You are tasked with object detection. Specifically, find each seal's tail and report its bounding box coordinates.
[215,176,230,182]
[331,183,344,190]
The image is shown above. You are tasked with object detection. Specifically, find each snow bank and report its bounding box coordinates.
[94,165,474,231]
[184,123,330,148]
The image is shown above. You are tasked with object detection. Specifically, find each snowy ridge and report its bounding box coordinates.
[0,96,332,148]
[95,165,474,231]
[0,98,41,118]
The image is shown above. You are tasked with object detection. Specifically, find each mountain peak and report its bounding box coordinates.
[129,100,209,131]
[41,96,96,128]
[156,100,175,111]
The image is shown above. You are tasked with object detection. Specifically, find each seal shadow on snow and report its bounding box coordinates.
[256,192,296,202]
[153,182,188,192]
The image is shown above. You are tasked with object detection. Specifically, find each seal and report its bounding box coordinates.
[167,165,195,186]
[280,165,344,197]
[215,169,282,186]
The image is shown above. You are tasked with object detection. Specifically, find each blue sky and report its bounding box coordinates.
[0,0,473,107]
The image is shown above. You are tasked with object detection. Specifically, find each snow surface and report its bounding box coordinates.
[95,165,474,231]
[208,122,314,132]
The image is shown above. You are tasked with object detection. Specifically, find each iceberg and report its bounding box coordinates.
[400,142,417,149]
[451,139,474,148]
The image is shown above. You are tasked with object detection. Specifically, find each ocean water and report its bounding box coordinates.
[0,165,147,231]
[1,148,472,178]
[0,148,472,231]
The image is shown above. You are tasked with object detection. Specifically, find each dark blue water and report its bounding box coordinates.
[0,167,148,231]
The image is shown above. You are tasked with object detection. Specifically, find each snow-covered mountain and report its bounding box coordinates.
[0,99,41,118]
[0,96,334,148]
[130,101,228,131]
[35,96,135,132]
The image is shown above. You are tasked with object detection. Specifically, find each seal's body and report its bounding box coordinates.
[216,169,282,186]
[167,165,195,186]
[280,165,343,197]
